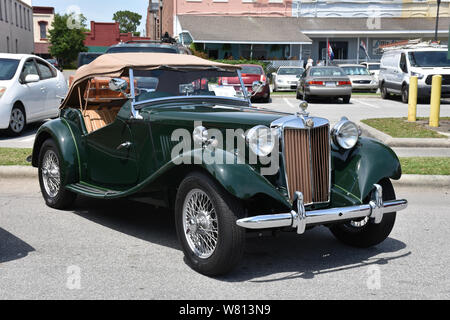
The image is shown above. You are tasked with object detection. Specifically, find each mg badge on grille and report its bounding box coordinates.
[306,118,315,128]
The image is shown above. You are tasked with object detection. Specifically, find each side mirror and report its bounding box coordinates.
[109,78,128,93]
[24,74,40,83]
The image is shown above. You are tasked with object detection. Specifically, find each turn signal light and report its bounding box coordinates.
[337,81,352,86]
[308,81,324,86]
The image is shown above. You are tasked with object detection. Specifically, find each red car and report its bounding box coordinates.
[219,64,271,103]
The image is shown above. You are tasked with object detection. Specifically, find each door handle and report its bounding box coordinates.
[116,142,132,150]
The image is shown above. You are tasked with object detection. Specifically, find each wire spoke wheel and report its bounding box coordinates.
[182,189,219,259]
[41,150,61,198]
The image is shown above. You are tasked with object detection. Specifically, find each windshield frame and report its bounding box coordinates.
[129,67,251,115]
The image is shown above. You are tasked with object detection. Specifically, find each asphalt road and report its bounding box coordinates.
[0,178,449,299]
[1,95,450,150]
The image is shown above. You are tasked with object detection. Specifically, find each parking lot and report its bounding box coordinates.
[0,177,449,299]
[1,73,450,300]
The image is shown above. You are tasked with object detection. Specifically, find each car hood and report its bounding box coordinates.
[143,105,286,128]
[348,75,374,81]
[410,66,450,74]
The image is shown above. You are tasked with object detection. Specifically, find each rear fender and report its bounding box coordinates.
[32,118,82,185]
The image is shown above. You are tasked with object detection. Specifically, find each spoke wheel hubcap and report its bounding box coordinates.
[10,109,25,133]
[182,189,218,259]
[42,150,61,198]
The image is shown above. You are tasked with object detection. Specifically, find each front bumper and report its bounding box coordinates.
[418,84,450,98]
[352,83,379,91]
[307,86,352,97]
[237,184,408,235]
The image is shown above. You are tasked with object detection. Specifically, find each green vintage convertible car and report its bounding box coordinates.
[32,53,408,276]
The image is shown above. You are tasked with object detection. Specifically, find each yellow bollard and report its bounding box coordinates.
[408,76,418,122]
[430,75,442,127]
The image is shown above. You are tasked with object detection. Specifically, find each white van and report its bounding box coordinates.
[378,46,450,103]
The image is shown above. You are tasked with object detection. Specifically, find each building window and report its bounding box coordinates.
[14,2,17,26]
[19,4,22,28]
[0,0,3,21]
[39,21,48,39]
[6,36,10,53]
[15,38,18,53]
[9,0,12,25]
[4,0,7,22]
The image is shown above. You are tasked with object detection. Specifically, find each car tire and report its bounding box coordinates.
[401,85,409,104]
[6,104,26,136]
[343,95,351,104]
[175,171,246,276]
[262,93,271,103]
[329,178,397,248]
[38,139,77,209]
[380,83,389,100]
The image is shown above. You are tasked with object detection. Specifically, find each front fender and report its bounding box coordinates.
[179,148,292,209]
[332,137,402,206]
[32,118,82,185]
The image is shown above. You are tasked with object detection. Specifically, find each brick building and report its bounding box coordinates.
[84,21,151,52]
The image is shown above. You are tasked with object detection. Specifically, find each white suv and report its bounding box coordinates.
[0,54,68,135]
[378,46,450,103]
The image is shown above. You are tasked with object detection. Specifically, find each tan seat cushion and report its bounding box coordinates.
[83,108,119,133]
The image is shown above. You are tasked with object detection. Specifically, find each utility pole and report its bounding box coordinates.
[435,0,442,42]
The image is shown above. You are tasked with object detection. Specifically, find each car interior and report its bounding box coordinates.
[79,77,130,133]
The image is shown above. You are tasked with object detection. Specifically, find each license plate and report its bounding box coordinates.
[326,82,336,87]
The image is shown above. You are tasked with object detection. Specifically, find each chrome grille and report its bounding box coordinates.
[284,125,330,204]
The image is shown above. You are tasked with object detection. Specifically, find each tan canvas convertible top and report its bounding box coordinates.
[62,52,241,108]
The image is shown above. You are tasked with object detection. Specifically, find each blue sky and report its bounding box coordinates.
[33,0,148,35]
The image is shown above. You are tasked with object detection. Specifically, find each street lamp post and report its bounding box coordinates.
[435,0,442,42]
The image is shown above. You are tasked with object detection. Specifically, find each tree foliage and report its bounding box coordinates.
[48,13,88,65]
[113,10,142,36]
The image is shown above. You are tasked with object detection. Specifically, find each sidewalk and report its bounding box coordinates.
[1,166,448,188]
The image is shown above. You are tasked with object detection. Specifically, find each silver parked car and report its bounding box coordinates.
[297,66,352,103]
[272,66,305,91]
[340,64,379,93]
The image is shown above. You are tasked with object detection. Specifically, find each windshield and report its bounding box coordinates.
[408,51,450,67]
[106,46,178,54]
[133,69,247,103]
[342,66,370,76]
[367,64,380,71]
[0,58,20,80]
[278,68,304,76]
[240,66,263,75]
[310,67,346,77]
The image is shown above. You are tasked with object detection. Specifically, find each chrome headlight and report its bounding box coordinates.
[332,118,360,150]
[246,125,276,157]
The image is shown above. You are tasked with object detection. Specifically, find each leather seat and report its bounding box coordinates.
[83,108,119,133]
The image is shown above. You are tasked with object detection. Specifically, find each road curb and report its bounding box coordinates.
[358,122,450,148]
[392,175,450,188]
[0,166,448,188]
[0,166,37,179]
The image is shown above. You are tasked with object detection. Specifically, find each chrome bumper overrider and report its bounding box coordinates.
[236,184,408,235]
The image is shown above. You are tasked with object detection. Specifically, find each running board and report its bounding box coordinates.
[65,183,121,199]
